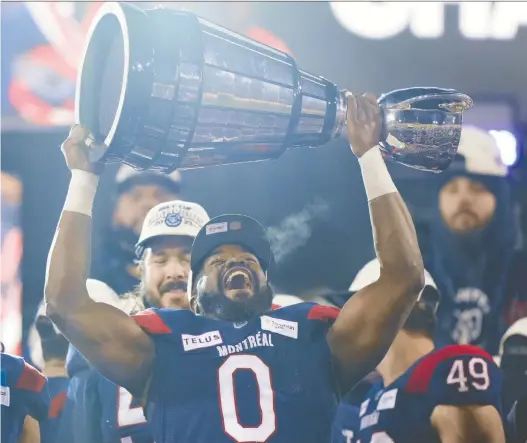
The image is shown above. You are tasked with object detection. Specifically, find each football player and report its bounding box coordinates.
[58,280,148,443]
[334,259,505,443]
[506,396,527,443]
[59,200,209,443]
[33,312,69,443]
[497,318,527,443]
[1,345,50,443]
[45,93,426,443]
[331,372,379,443]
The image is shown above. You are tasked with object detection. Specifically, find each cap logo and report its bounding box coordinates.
[165,213,182,227]
[147,204,206,230]
[206,222,228,235]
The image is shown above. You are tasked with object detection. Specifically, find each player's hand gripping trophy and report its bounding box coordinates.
[73,2,472,174]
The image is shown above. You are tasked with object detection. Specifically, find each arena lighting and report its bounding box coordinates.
[461,98,520,168]
[329,2,527,40]
[489,130,518,167]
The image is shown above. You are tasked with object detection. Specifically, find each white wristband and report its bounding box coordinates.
[358,145,397,201]
[63,170,99,216]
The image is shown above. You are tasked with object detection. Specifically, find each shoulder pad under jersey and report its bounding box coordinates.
[272,302,340,322]
[1,353,50,421]
[131,308,193,336]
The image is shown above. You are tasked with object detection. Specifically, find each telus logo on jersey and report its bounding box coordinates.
[217,332,274,357]
[182,331,223,351]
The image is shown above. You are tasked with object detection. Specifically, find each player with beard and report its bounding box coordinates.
[57,200,209,443]
[45,92,425,443]
[131,201,210,310]
[332,259,505,443]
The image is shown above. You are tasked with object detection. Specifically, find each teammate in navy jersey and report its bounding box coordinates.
[331,372,380,443]
[46,94,426,443]
[498,318,527,443]
[56,345,102,443]
[58,280,153,443]
[507,395,527,443]
[33,311,70,443]
[333,259,505,443]
[59,201,209,443]
[1,347,50,443]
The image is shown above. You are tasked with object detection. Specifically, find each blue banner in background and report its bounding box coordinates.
[0,2,293,131]
[1,2,103,130]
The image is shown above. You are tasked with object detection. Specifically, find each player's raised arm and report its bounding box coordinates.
[44,125,153,396]
[327,93,424,386]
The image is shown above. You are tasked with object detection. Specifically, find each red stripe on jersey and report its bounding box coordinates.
[271,304,281,310]
[307,305,340,322]
[131,310,172,334]
[15,362,46,393]
[405,344,493,393]
[49,392,67,418]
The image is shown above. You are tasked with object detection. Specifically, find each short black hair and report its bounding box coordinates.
[35,317,69,361]
[403,301,437,339]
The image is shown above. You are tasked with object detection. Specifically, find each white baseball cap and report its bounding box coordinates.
[136,200,210,253]
[349,259,437,293]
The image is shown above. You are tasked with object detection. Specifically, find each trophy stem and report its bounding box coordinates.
[332,90,348,139]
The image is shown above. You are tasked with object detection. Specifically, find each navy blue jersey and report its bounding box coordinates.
[98,375,153,443]
[40,376,69,443]
[506,396,527,443]
[332,401,360,443]
[354,345,502,443]
[132,302,340,443]
[331,374,380,443]
[58,368,104,443]
[64,341,153,443]
[66,344,90,376]
[56,347,101,443]
[1,353,50,443]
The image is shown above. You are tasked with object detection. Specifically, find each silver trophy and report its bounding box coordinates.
[75,2,473,174]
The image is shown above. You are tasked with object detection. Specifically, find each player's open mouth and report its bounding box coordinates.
[223,267,253,291]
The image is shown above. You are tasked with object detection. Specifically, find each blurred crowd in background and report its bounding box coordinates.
[2,0,527,435]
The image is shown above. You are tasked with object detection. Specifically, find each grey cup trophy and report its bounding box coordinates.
[75,2,473,174]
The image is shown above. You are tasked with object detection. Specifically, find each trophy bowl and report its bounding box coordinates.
[75,2,473,174]
[376,87,473,172]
